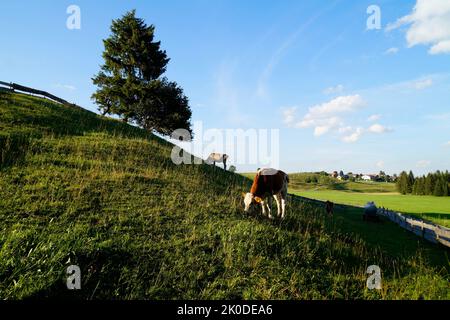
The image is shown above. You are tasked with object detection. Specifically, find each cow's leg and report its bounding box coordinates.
[280,187,287,219]
[266,196,273,219]
[261,197,273,219]
[273,194,282,217]
[223,157,227,171]
[281,198,286,219]
[260,200,266,216]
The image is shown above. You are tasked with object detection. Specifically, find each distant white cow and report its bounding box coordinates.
[206,153,229,171]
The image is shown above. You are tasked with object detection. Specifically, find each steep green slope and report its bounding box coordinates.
[0,91,449,299]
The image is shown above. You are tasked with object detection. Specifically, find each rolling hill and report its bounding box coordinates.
[0,91,449,299]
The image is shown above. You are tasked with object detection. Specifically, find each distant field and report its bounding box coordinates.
[293,181,397,193]
[241,173,450,228]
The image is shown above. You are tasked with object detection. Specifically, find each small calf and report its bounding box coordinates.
[325,200,334,216]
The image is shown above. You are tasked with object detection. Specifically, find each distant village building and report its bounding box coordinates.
[331,170,353,181]
[337,174,350,181]
[329,171,392,182]
[362,174,376,181]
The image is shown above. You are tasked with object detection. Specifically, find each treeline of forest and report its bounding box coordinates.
[396,170,450,196]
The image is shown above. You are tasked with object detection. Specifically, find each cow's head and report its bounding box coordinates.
[242,192,262,213]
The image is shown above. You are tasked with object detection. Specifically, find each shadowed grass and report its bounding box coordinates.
[293,190,450,228]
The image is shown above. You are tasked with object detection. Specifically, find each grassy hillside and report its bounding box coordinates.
[1,92,449,300]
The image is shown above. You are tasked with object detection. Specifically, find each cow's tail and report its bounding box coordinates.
[285,174,289,184]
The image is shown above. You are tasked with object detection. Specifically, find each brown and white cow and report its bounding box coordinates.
[243,168,289,219]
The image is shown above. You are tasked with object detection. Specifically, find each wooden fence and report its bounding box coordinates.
[0,80,75,107]
[293,194,450,249]
[376,208,450,248]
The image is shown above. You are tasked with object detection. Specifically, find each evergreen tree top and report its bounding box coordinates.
[101,10,170,82]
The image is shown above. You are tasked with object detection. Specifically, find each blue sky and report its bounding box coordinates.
[1,0,449,174]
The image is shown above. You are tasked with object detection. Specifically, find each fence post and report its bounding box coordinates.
[421,220,424,238]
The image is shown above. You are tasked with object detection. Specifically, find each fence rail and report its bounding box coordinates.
[377,208,450,248]
[293,194,450,249]
[0,81,75,107]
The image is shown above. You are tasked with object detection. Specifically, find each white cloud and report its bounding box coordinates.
[282,107,297,126]
[384,47,399,55]
[386,0,450,55]
[383,76,435,91]
[429,39,450,54]
[323,84,344,95]
[302,95,365,118]
[342,127,364,143]
[426,113,450,120]
[294,95,365,137]
[341,124,393,143]
[297,116,342,137]
[445,141,450,147]
[338,126,353,134]
[376,160,385,168]
[368,123,393,134]
[413,78,433,90]
[314,126,331,137]
[284,95,392,142]
[416,160,431,168]
[367,114,381,122]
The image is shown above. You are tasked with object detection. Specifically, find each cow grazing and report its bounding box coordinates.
[243,168,289,219]
[206,153,229,171]
[325,200,334,216]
